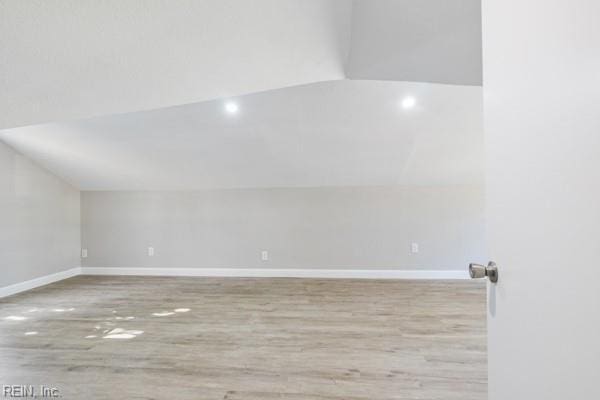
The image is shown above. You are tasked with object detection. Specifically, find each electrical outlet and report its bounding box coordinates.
[411,243,419,253]
[81,249,88,258]
[261,250,269,261]
[148,247,155,257]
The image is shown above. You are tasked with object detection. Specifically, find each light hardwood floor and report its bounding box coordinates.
[0,276,486,399]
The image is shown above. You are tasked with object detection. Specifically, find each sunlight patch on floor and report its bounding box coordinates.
[102,328,144,339]
[152,311,174,317]
[4,316,27,321]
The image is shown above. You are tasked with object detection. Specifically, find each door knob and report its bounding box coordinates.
[469,261,498,283]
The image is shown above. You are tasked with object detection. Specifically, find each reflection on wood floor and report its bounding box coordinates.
[0,276,486,399]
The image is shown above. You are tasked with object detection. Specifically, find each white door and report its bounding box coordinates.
[483,0,600,398]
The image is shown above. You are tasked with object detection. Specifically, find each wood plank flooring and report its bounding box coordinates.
[0,276,486,399]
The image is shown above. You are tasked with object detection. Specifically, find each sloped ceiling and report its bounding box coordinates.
[0,0,352,129]
[0,80,483,190]
[0,0,482,130]
[0,2,483,191]
[346,0,482,85]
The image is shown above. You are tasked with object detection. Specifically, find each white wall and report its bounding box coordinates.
[81,185,485,270]
[0,141,80,288]
[483,0,600,398]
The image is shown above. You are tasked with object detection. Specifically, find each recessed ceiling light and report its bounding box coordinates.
[401,96,416,109]
[225,101,239,114]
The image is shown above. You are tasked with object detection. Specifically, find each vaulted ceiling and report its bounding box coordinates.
[0,0,481,129]
[0,80,483,190]
[0,1,483,191]
[0,0,353,129]
[347,0,482,85]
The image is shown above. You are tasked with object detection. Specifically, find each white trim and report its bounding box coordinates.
[81,267,469,280]
[0,267,81,298]
[0,267,469,298]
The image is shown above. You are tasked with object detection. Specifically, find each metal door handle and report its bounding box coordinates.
[469,261,498,283]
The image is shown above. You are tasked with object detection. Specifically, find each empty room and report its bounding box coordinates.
[1,1,598,399]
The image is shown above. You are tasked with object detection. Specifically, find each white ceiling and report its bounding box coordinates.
[0,0,482,129]
[0,0,352,129]
[0,80,483,190]
[346,0,482,85]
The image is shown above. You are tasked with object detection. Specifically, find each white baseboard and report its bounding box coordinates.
[0,267,469,298]
[81,267,469,280]
[0,267,82,299]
